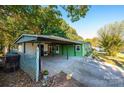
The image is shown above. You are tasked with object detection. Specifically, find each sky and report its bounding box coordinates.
[61,5,124,39]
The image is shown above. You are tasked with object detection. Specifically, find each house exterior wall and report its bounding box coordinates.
[17,42,92,81]
[43,44,48,52]
[20,53,37,81]
[25,43,37,56]
[18,43,48,56]
[18,43,37,55]
[18,43,24,53]
[82,43,92,56]
[18,42,39,81]
[82,43,87,56]
[58,44,83,57]
[75,45,83,56]
[58,44,92,57]
[18,42,91,58]
[68,45,75,56]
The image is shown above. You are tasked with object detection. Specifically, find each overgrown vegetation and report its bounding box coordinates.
[97,21,124,56]
[85,37,99,47]
[0,5,89,52]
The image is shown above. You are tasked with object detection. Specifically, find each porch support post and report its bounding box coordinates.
[36,44,40,82]
[74,44,76,56]
[38,44,41,73]
[66,45,69,60]
[81,44,83,56]
[23,42,26,53]
[62,45,63,56]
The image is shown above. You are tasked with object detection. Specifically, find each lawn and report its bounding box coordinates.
[96,53,124,70]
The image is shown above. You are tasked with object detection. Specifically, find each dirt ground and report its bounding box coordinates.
[0,69,86,87]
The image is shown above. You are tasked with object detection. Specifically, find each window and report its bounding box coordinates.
[56,45,59,51]
[76,45,81,51]
[56,45,59,54]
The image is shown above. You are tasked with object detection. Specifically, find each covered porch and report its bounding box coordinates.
[14,34,83,81]
[41,56,83,77]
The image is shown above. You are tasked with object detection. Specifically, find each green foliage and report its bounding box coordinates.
[85,37,99,47]
[98,21,124,56]
[0,5,89,51]
[61,5,90,22]
[43,70,49,75]
[92,50,99,59]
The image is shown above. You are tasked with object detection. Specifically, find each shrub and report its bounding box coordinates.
[43,70,49,75]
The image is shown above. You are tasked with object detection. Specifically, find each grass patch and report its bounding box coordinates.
[97,53,124,69]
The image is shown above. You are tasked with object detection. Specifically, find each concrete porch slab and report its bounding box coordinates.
[41,56,124,87]
[41,56,83,76]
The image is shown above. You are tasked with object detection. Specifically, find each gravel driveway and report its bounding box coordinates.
[43,56,124,87]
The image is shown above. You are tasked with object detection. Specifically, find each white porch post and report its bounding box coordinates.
[36,45,40,82]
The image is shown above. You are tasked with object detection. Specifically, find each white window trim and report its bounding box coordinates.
[56,45,59,54]
[75,45,81,52]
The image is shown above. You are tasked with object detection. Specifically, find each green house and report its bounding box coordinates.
[14,34,92,81]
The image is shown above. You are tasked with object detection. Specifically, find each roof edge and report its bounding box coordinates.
[14,34,83,44]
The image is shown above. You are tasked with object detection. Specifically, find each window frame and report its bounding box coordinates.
[75,45,81,52]
[55,45,59,54]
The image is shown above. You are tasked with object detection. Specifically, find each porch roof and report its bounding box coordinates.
[14,34,82,44]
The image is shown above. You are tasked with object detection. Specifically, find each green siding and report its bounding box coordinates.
[75,45,82,56]
[63,45,67,56]
[59,44,82,57]
[59,45,62,55]
[68,45,75,56]
[58,45,73,56]
[53,43,91,57]
[82,43,92,56]
[82,43,87,56]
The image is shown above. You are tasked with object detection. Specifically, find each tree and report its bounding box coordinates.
[61,5,89,22]
[0,5,89,52]
[97,21,124,56]
[85,37,99,47]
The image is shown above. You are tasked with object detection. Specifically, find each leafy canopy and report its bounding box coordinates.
[97,21,124,56]
[85,37,99,47]
[0,5,89,51]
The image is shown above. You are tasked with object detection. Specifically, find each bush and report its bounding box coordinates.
[43,70,49,75]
